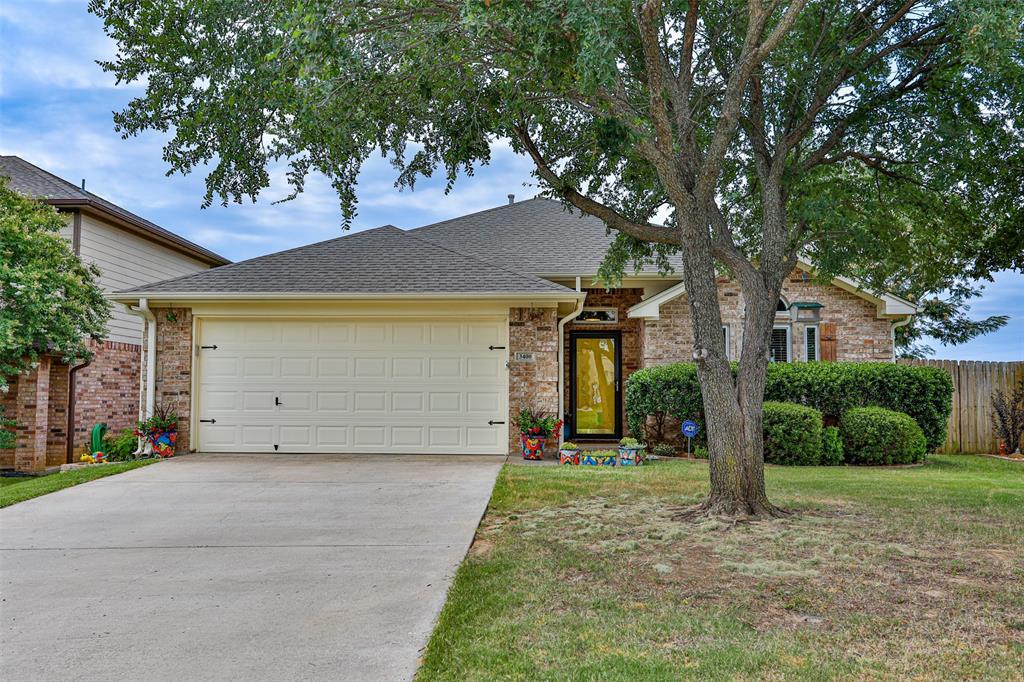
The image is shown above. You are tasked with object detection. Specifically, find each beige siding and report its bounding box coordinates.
[77,214,210,344]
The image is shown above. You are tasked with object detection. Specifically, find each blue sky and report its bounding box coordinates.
[1,1,1021,361]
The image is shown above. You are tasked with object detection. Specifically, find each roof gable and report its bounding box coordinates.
[0,155,229,266]
[118,225,577,297]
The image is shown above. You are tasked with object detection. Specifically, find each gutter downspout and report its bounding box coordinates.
[66,357,92,463]
[556,277,585,446]
[126,298,156,454]
[890,315,913,362]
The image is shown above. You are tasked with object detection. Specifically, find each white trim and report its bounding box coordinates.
[110,291,585,305]
[804,324,819,362]
[771,324,791,363]
[625,279,687,320]
[627,260,919,320]
[722,324,731,360]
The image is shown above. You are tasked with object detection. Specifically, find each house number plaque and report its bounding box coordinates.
[514,351,536,363]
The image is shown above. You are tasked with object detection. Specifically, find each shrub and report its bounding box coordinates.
[990,379,1024,454]
[762,402,823,465]
[821,426,844,466]
[652,443,675,458]
[619,436,643,447]
[840,407,927,465]
[103,428,138,461]
[625,362,952,451]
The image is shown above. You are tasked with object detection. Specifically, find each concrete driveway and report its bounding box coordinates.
[1,454,503,682]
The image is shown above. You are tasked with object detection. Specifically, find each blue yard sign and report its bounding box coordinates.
[681,420,699,458]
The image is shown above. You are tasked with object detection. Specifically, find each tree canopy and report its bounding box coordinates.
[90,0,1024,515]
[0,180,110,392]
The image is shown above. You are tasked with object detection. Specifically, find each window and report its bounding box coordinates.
[776,297,790,313]
[769,325,791,362]
[576,307,618,324]
[722,325,731,360]
[805,325,819,362]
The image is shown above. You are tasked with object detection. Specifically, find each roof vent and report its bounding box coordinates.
[81,179,86,191]
[507,193,515,205]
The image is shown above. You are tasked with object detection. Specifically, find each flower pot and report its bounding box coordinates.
[148,428,177,458]
[558,449,580,465]
[617,446,646,466]
[521,434,546,460]
[580,451,617,467]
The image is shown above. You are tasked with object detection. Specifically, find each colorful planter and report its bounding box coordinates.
[148,428,177,458]
[520,434,547,460]
[558,449,580,465]
[580,451,617,467]
[618,446,646,466]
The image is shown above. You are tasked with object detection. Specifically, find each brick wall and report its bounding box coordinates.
[46,363,69,467]
[508,307,560,456]
[149,308,193,454]
[1,375,18,468]
[644,273,893,366]
[69,340,141,458]
[563,288,644,439]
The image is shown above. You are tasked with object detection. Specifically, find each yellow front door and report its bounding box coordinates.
[572,334,619,437]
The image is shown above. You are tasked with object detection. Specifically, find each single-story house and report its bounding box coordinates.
[110,197,917,457]
[0,156,229,472]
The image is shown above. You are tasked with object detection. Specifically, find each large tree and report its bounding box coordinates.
[91,1,1023,516]
[0,180,110,392]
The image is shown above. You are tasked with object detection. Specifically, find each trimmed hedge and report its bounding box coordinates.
[762,402,823,465]
[821,426,844,466]
[840,407,927,465]
[625,362,952,450]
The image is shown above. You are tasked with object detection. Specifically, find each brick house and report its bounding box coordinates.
[0,156,229,472]
[108,197,917,458]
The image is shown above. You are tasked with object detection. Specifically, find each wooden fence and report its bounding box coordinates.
[898,359,1024,454]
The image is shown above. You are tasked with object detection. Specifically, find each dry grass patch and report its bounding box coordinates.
[419,456,1024,681]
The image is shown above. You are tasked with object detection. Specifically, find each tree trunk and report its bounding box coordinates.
[673,207,788,519]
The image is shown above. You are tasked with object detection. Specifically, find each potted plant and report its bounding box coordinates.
[137,402,178,458]
[513,408,562,460]
[580,449,617,467]
[558,441,580,465]
[618,437,647,466]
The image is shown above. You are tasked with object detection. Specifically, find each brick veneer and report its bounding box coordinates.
[68,340,142,458]
[148,308,194,454]
[508,307,560,456]
[643,272,894,365]
[563,288,644,439]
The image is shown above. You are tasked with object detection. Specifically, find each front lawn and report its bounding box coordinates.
[0,459,157,508]
[418,455,1024,680]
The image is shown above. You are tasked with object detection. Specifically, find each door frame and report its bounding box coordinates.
[568,330,622,441]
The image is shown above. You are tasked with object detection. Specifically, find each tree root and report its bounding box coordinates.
[673,497,792,523]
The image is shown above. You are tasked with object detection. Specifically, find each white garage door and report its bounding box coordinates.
[195,318,508,454]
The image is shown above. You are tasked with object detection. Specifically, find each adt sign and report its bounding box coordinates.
[681,420,699,439]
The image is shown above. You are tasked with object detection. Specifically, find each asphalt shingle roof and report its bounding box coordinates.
[0,155,229,265]
[122,225,575,295]
[411,197,680,276]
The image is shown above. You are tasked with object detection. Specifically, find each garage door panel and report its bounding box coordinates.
[197,318,507,454]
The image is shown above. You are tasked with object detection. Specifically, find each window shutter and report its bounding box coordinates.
[819,322,837,361]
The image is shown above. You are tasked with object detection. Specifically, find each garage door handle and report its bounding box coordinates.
[199,418,216,424]
[275,397,281,406]
[488,420,505,426]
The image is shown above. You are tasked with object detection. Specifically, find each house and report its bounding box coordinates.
[0,156,229,472]
[109,197,917,457]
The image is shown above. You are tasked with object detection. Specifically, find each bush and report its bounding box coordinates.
[821,426,844,465]
[625,362,952,451]
[652,443,675,458]
[103,428,138,461]
[840,407,927,465]
[762,402,823,465]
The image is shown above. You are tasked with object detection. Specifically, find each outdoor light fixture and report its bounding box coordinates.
[789,302,823,323]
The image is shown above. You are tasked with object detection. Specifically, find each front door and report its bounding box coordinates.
[569,331,622,440]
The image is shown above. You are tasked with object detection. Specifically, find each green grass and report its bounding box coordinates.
[0,459,157,508]
[418,455,1024,681]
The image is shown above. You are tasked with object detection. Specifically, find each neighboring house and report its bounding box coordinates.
[0,156,229,472]
[109,197,917,457]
